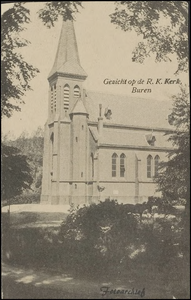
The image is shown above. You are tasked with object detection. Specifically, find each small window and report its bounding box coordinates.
[112,153,118,177]
[75,184,77,189]
[82,125,84,130]
[76,137,78,142]
[74,85,80,98]
[81,172,83,178]
[147,155,153,178]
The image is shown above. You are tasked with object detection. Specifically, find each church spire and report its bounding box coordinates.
[48,20,87,80]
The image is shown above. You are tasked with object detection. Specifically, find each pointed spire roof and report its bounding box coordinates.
[70,99,89,116]
[48,20,87,79]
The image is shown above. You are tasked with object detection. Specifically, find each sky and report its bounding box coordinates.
[1,2,189,139]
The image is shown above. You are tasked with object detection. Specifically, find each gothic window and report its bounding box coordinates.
[154,155,160,176]
[50,133,54,170]
[74,85,80,98]
[112,153,118,177]
[120,153,126,177]
[54,84,56,112]
[50,86,54,113]
[147,155,153,178]
[63,84,70,111]
[91,153,94,178]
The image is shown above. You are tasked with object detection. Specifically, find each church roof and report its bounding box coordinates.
[85,91,173,130]
[48,20,87,79]
[98,127,171,148]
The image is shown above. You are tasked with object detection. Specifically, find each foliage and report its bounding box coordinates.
[59,199,139,275]
[38,1,83,27]
[1,2,39,118]
[110,1,188,73]
[155,86,190,203]
[1,144,33,201]
[2,198,188,297]
[155,86,190,253]
[3,127,44,196]
[58,199,187,278]
[2,192,40,207]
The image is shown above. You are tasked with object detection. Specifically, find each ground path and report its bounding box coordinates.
[2,262,143,299]
[2,262,176,299]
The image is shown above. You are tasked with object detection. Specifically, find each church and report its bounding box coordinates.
[40,20,174,205]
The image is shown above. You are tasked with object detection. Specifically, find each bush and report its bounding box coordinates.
[58,198,184,278]
[2,192,40,206]
[59,199,141,277]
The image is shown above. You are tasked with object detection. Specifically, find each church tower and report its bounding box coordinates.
[41,20,88,205]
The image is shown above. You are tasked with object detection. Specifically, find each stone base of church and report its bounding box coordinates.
[40,194,51,204]
[40,194,149,205]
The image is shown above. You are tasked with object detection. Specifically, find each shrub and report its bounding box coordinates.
[2,192,40,206]
[59,199,141,277]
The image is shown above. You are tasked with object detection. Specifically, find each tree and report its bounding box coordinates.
[1,3,39,118]
[110,0,189,253]
[1,1,82,118]
[155,86,190,253]
[110,1,188,73]
[38,1,83,27]
[2,144,33,201]
[3,127,44,194]
[155,86,189,201]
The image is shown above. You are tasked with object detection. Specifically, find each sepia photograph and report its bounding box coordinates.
[1,1,190,299]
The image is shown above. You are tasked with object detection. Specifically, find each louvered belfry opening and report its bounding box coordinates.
[63,84,70,111]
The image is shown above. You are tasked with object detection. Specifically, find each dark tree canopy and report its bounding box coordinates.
[3,127,44,194]
[1,3,39,118]
[2,144,33,200]
[38,1,83,27]
[155,85,190,203]
[110,1,188,73]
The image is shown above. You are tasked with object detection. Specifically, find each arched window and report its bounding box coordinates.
[74,85,80,98]
[154,155,160,176]
[50,132,54,170]
[147,155,153,178]
[120,153,126,177]
[63,84,70,111]
[91,153,94,178]
[54,84,56,112]
[112,153,118,177]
